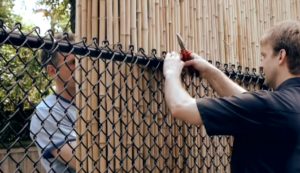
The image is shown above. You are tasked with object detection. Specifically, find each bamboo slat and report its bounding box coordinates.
[74,0,81,171]
[98,1,107,172]
[90,1,100,171]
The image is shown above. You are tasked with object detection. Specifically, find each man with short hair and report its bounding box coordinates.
[163,20,300,172]
[30,34,77,173]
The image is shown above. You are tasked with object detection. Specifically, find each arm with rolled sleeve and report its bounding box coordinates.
[163,52,247,126]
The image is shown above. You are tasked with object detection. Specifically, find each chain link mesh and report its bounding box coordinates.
[0,22,266,173]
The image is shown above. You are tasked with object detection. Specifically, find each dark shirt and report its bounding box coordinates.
[197,77,300,173]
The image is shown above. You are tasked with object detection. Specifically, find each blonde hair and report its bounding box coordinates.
[260,20,300,74]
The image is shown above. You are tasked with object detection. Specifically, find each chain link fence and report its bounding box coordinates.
[0,21,266,173]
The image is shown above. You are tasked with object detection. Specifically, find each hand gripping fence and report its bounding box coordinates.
[0,21,266,173]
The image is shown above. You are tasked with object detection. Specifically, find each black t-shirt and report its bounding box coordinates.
[197,77,300,173]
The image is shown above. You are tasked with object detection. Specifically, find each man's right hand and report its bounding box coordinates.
[183,53,215,78]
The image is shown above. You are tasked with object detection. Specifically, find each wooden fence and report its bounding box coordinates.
[0,147,45,173]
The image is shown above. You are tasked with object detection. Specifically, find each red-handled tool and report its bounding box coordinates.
[176,33,192,61]
[176,33,199,76]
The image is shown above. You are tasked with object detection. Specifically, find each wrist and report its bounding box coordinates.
[201,66,220,79]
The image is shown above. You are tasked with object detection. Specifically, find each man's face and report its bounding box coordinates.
[55,53,76,93]
[260,43,279,88]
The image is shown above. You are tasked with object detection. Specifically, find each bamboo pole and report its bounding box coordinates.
[131,0,137,49]
[148,0,154,51]
[125,0,131,47]
[155,0,160,54]
[195,0,200,55]
[218,0,224,62]
[174,0,180,50]
[120,0,126,45]
[107,0,113,43]
[123,0,137,171]
[90,0,100,172]
[137,0,142,48]
[86,0,93,170]
[142,0,149,53]
[98,0,107,172]
[78,0,88,172]
[148,3,155,169]
[75,0,81,171]
[113,0,119,44]
[169,0,174,51]
[141,0,152,163]
[99,0,106,42]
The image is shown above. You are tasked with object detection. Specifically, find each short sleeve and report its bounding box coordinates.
[30,106,76,159]
[197,90,272,136]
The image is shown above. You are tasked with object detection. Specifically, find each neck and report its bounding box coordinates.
[55,85,74,101]
[274,71,300,89]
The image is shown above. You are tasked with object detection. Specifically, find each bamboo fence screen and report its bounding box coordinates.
[75,0,300,68]
[74,0,300,172]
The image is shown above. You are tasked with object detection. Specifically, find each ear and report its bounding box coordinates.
[46,65,57,78]
[278,49,287,65]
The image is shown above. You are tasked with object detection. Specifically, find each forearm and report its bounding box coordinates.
[52,142,76,170]
[164,75,202,125]
[204,67,246,96]
[165,75,190,111]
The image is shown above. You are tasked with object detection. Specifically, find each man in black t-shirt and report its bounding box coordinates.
[163,20,300,173]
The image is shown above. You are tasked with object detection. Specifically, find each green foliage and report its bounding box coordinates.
[0,0,22,27]
[0,46,51,111]
[0,0,51,111]
[37,0,73,33]
[0,0,51,148]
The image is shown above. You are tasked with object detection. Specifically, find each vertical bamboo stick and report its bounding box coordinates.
[78,0,88,172]
[120,0,126,45]
[191,0,196,52]
[86,0,94,171]
[107,0,113,43]
[131,0,137,49]
[142,0,149,53]
[125,1,137,171]
[195,0,200,54]
[75,0,82,171]
[99,0,106,42]
[160,0,166,52]
[113,0,120,44]
[125,0,131,47]
[105,0,116,167]
[169,0,174,50]
[246,0,252,68]
[166,0,170,51]
[148,2,155,169]
[111,2,123,166]
[155,0,160,53]
[209,0,214,60]
[141,0,152,164]
[218,0,225,62]
[90,0,100,172]
[148,0,154,51]
[98,0,107,172]
[148,2,156,169]
[174,0,180,50]
[111,0,122,171]
[137,0,142,48]
[75,0,82,39]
